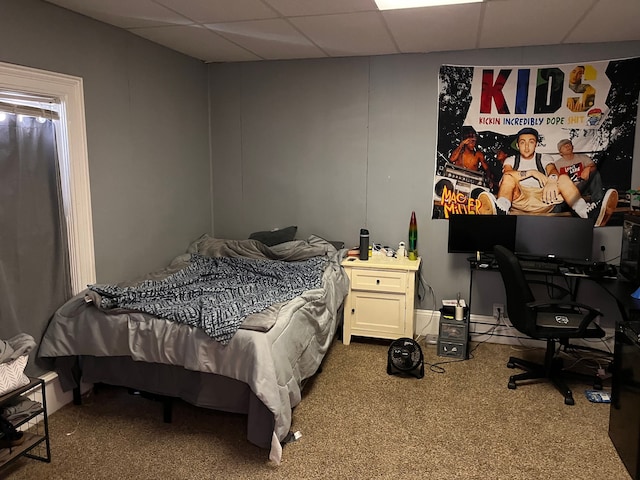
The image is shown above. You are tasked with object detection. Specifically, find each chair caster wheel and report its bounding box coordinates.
[507,362,516,369]
[508,379,517,390]
[564,397,575,406]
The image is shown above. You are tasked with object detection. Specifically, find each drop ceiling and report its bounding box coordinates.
[44,0,640,63]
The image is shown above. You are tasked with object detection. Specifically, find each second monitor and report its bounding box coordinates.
[514,215,595,263]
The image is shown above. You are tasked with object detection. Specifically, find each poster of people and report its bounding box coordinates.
[432,57,640,227]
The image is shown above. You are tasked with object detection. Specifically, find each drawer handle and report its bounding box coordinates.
[376,279,380,285]
[351,308,355,314]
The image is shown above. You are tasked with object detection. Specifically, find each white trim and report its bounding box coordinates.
[39,371,58,384]
[39,371,92,415]
[0,61,96,292]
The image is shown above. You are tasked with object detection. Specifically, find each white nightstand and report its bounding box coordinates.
[341,255,421,345]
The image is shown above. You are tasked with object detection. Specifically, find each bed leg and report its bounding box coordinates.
[73,387,82,405]
[162,397,173,423]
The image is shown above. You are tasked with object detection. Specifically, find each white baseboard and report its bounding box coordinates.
[40,371,92,415]
[415,309,615,352]
[414,309,441,338]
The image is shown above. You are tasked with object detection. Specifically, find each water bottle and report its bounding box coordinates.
[359,229,369,261]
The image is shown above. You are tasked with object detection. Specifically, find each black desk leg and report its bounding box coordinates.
[468,267,474,323]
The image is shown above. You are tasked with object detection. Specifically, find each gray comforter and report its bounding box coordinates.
[39,235,349,463]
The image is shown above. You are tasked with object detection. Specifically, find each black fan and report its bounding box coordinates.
[387,337,424,379]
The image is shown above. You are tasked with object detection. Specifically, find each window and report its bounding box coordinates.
[0,61,95,292]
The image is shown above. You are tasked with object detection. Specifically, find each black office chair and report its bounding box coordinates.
[493,245,606,405]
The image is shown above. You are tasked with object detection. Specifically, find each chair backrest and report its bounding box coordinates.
[493,245,538,337]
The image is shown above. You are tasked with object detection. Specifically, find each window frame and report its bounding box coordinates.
[0,61,95,293]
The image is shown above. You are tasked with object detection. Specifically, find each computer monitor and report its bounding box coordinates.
[514,215,595,263]
[447,214,517,257]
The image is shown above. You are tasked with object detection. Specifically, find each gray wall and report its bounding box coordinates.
[208,42,640,321]
[2,0,636,323]
[0,0,211,283]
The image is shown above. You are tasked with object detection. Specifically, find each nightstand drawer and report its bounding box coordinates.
[350,269,406,293]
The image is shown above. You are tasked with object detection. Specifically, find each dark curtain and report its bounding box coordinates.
[0,113,71,376]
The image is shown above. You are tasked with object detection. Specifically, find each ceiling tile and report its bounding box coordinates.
[263,0,378,17]
[480,0,588,49]
[154,0,279,23]
[383,4,482,53]
[290,12,398,57]
[205,19,327,60]
[130,25,261,62]
[566,0,640,44]
[46,0,191,28]
[42,0,640,63]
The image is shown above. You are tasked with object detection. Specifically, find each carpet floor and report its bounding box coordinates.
[1,339,630,479]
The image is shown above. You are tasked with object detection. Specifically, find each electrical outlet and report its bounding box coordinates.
[493,303,504,319]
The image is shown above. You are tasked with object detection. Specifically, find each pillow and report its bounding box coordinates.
[249,226,297,246]
[307,234,344,251]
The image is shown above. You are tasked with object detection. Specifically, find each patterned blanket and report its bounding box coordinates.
[89,253,326,344]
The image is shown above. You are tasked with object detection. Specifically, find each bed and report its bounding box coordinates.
[38,234,349,463]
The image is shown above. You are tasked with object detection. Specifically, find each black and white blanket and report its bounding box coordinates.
[89,253,326,344]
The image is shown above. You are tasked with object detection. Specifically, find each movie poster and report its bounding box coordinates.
[432,57,640,226]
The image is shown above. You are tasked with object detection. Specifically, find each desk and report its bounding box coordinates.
[466,257,637,320]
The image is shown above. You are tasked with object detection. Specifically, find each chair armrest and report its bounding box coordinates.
[527,299,602,316]
[527,299,603,332]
